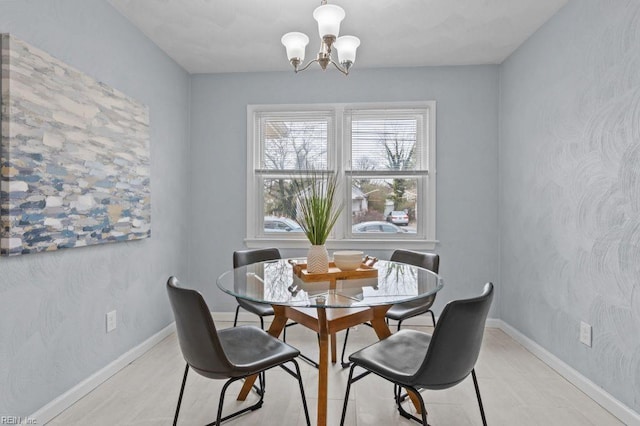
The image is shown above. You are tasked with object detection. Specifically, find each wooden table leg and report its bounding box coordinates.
[316,307,329,426]
[369,306,424,415]
[237,305,288,401]
[369,306,392,339]
[330,333,337,363]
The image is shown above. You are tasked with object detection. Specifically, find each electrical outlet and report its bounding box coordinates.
[580,321,591,347]
[106,310,117,333]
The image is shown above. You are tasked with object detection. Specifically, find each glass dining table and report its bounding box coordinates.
[217,258,444,426]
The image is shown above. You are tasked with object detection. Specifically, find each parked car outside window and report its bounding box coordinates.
[386,211,409,226]
[264,216,303,233]
[352,221,410,234]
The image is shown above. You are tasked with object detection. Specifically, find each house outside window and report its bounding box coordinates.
[246,102,436,250]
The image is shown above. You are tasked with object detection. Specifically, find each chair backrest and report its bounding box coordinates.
[390,249,439,274]
[166,276,234,379]
[233,248,282,268]
[413,283,494,389]
[390,249,439,306]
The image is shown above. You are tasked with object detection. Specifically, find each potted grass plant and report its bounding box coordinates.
[292,170,343,273]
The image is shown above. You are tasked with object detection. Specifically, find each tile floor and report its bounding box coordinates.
[48,322,623,425]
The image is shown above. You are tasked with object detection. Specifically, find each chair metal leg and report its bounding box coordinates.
[396,384,428,425]
[234,305,266,332]
[233,305,241,327]
[397,319,403,331]
[298,352,319,369]
[428,310,436,327]
[340,323,373,368]
[340,328,351,368]
[283,321,299,343]
[251,373,265,397]
[396,387,409,403]
[212,375,265,426]
[173,364,189,426]
[273,323,316,368]
[278,359,310,425]
[339,364,358,426]
[286,332,318,369]
[176,365,265,426]
[292,360,311,426]
[472,369,487,426]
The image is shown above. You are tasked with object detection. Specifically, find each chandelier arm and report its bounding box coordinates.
[330,59,349,76]
[296,58,320,73]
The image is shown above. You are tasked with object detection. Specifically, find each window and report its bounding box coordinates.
[246,102,436,250]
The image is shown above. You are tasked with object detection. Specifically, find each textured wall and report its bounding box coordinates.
[500,0,640,412]
[189,66,500,316]
[0,0,190,417]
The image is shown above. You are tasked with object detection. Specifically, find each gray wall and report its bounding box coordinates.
[13,0,639,419]
[0,0,190,417]
[499,0,640,413]
[189,66,500,315]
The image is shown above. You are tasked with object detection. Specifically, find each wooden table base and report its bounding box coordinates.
[237,303,422,425]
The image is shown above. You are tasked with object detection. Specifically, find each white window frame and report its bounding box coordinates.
[246,101,437,250]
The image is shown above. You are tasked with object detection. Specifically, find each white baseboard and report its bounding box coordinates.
[497,320,640,426]
[30,323,176,425]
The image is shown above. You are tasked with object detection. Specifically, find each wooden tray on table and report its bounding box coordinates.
[289,256,378,283]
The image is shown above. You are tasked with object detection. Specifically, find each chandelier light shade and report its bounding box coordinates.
[281,0,360,76]
[334,35,360,70]
[281,32,310,62]
[312,4,345,39]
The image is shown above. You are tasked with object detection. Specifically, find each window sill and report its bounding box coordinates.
[245,237,438,251]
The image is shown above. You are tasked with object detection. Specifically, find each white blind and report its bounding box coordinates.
[346,109,427,174]
[256,111,333,173]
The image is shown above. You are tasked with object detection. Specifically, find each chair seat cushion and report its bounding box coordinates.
[237,298,275,317]
[385,296,435,321]
[349,329,431,386]
[218,325,299,377]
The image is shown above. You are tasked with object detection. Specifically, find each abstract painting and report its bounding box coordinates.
[1,34,150,256]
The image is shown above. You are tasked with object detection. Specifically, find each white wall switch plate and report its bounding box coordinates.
[580,321,592,347]
[106,310,117,333]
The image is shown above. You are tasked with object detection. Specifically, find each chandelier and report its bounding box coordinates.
[281,0,360,76]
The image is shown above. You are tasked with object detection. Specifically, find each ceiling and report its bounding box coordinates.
[108,0,569,74]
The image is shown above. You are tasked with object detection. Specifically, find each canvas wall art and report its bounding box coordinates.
[1,34,150,256]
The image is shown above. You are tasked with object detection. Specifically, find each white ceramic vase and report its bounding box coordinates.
[307,244,329,273]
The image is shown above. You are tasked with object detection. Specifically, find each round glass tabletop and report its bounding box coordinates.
[217,258,444,308]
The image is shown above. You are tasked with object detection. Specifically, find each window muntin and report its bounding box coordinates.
[247,103,436,248]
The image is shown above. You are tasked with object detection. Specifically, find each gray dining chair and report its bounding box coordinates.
[340,249,440,367]
[233,248,317,368]
[166,276,310,426]
[339,283,494,426]
[232,248,281,330]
